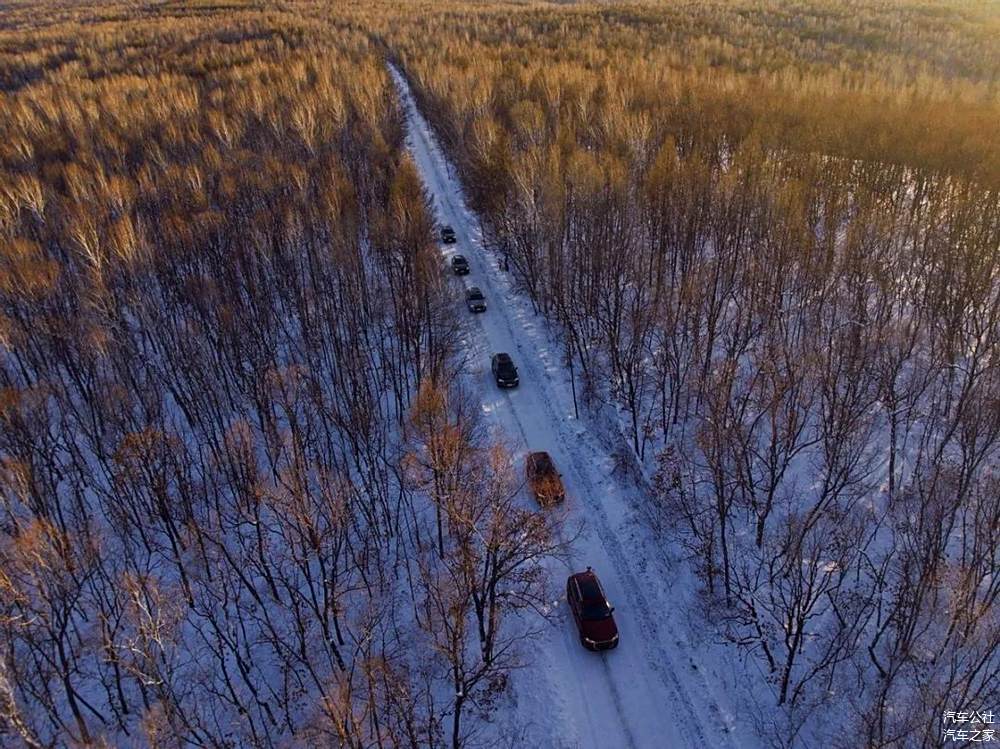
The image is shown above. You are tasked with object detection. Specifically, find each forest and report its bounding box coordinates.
[1,0,998,747]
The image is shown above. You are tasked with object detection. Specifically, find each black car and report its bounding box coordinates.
[491,353,519,388]
[451,255,470,275]
[441,225,457,244]
[465,287,487,312]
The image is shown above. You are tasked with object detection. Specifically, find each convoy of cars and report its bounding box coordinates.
[439,222,619,654]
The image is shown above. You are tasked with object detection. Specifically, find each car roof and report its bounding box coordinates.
[467,286,483,295]
[571,570,604,602]
[453,254,466,261]
[529,451,553,467]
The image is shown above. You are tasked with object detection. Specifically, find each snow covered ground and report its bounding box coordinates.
[390,65,758,749]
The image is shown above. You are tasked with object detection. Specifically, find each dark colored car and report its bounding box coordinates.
[567,567,619,651]
[491,352,519,388]
[465,286,487,313]
[525,451,565,506]
[451,255,470,275]
[441,225,457,244]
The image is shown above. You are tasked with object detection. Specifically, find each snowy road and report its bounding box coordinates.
[390,65,747,749]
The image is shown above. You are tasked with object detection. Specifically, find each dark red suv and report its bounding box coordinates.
[567,567,619,650]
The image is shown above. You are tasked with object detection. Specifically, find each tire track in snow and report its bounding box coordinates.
[389,63,735,749]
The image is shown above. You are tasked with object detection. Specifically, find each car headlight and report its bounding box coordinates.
[583,637,596,646]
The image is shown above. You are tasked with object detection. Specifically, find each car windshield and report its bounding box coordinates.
[454,256,466,265]
[468,289,483,299]
[582,601,612,621]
